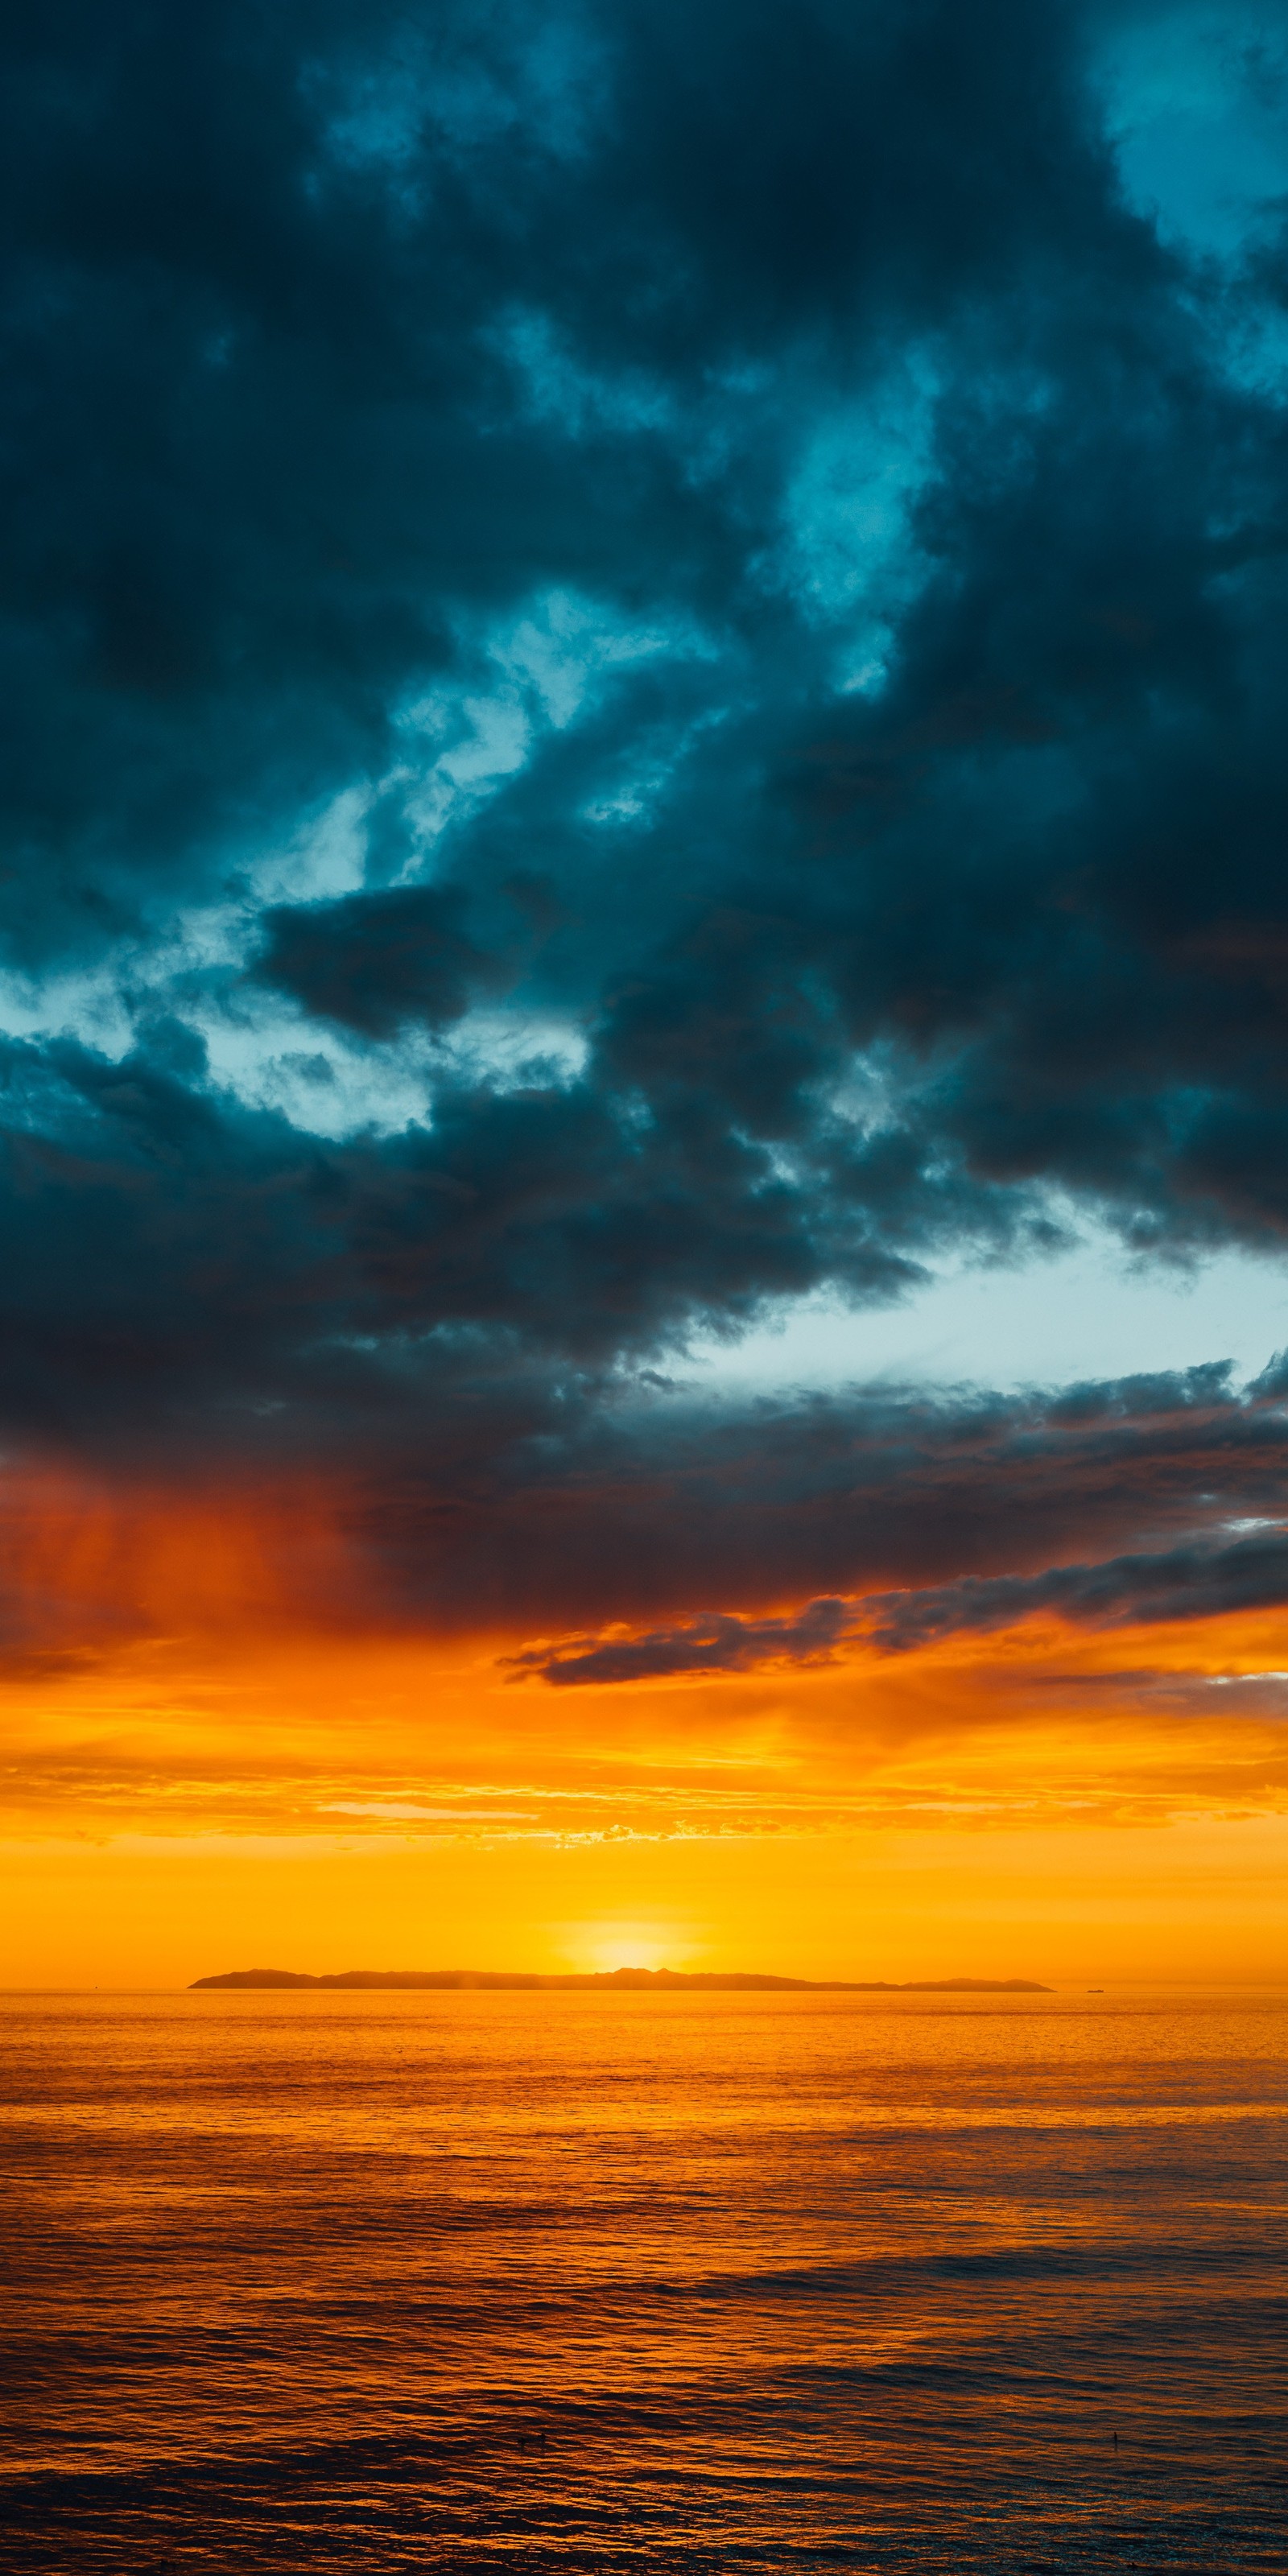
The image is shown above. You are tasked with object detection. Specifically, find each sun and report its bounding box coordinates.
[567,1922,691,1975]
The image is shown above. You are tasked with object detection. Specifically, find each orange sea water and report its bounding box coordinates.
[1,1987,1284,2570]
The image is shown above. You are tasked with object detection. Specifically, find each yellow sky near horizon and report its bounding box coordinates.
[5,1579,1288,1988]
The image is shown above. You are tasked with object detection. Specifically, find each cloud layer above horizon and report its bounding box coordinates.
[6,0,1288,1716]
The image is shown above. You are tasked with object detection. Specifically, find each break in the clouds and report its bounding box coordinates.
[5,0,1288,1656]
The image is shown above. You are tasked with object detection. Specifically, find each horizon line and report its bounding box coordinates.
[188,1965,1055,1993]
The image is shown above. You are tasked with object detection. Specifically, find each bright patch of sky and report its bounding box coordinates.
[495,308,677,441]
[1093,3,1288,387]
[770,355,939,693]
[320,1804,539,1820]
[0,590,681,1133]
[200,997,585,1137]
[311,16,605,200]
[580,704,731,829]
[498,311,948,700]
[439,1005,588,1090]
[197,998,433,1136]
[1096,3,1288,263]
[0,931,588,1139]
[390,588,710,869]
[255,783,372,906]
[680,1229,1288,1397]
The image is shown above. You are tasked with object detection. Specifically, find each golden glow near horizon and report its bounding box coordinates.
[2,1476,1286,1988]
[567,1925,699,1975]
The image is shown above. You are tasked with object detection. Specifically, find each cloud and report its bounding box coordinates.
[510,1525,1288,1684]
[7,1360,1288,1677]
[865,1524,1288,1651]
[4,0,1288,1678]
[508,1596,852,1686]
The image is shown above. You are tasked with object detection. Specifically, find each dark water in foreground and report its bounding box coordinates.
[1,1990,1284,2572]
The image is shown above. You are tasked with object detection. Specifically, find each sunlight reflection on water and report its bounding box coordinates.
[2,1988,1285,2570]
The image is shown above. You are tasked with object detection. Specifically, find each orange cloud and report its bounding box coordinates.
[2,1464,1287,1988]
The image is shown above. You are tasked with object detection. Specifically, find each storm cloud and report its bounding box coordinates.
[5,0,1288,1648]
[515,1524,1288,1684]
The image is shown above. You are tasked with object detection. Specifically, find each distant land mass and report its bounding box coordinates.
[190,1967,1052,1992]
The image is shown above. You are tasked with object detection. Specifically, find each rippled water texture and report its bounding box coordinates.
[2,1988,1285,2570]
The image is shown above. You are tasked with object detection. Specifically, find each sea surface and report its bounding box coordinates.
[0,1987,1284,2572]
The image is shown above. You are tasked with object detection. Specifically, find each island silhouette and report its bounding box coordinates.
[191,1967,1051,1992]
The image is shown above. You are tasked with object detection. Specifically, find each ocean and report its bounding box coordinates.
[1,1987,1283,2570]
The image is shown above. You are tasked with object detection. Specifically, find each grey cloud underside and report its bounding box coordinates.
[518,1525,1288,1684]
[5,0,1288,1607]
[9,1356,1287,1659]
[317,1359,1288,1632]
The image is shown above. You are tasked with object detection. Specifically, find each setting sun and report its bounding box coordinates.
[564,1922,697,1976]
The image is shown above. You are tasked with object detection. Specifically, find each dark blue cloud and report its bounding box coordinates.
[516,1514,1288,1684]
[341,1363,1288,1636]
[254,884,507,1037]
[4,0,1288,1629]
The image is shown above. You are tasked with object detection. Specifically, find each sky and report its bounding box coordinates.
[5,0,1288,1985]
